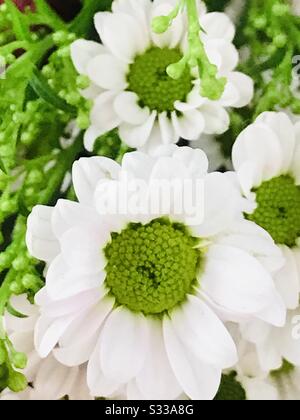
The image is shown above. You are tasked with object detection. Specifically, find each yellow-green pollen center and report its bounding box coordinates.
[247,175,300,247]
[127,47,193,113]
[104,218,203,316]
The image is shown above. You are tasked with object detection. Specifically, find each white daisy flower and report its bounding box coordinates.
[71,0,253,153]
[0,295,92,401]
[232,112,300,311]
[232,111,300,373]
[26,146,285,400]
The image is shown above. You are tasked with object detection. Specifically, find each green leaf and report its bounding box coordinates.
[5,0,32,41]
[29,67,77,115]
[30,0,66,31]
[0,157,7,175]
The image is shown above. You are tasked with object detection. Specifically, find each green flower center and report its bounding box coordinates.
[127,47,193,113]
[104,218,203,316]
[247,175,300,247]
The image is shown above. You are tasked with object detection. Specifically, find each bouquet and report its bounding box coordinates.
[0,0,300,401]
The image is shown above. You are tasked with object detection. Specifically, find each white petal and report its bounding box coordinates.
[274,246,300,310]
[201,103,230,135]
[89,91,121,137]
[243,377,279,401]
[34,356,79,400]
[52,199,100,239]
[224,72,254,108]
[59,299,112,348]
[151,2,184,48]
[204,38,238,74]
[163,317,222,400]
[72,156,120,205]
[34,314,78,358]
[158,112,177,145]
[46,255,104,299]
[84,125,106,152]
[100,307,149,383]
[121,151,156,180]
[41,288,101,318]
[172,146,209,178]
[219,219,285,273]
[192,172,243,237]
[202,244,283,317]
[114,92,150,125]
[94,12,149,63]
[87,54,127,90]
[256,112,296,173]
[60,226,108,274]
[171,110,205,140]
[136,320,182,400]
[256,335,283,371]
[70,40,106,75]
[171,295,237,368]
[87,338,121,397]
[26,205,59,262]
[119,111,157,148]
[112,0,150,31]
[200,12,235,42]
[291,121,300,183]
[232,122,283,185]
[9,294,38,317]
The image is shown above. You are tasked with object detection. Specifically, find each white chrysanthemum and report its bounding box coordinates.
[71,0,253,153]
[232,111,300,376]
[26,146,284,400]
[0,295,92,401]
[232,112,300,312]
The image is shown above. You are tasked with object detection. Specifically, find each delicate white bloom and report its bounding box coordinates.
[232,112,300,311]
[0,295,92,401]
[25,145,285,400]
[71,0,253,153]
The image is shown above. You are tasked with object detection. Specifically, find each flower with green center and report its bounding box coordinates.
[105,218,201,315]
[26,145,284,400]
[233,111,300,311]
[233,112,300,386]
[127,47,193,114]
[247,175,300,248]
[71,0,253,153]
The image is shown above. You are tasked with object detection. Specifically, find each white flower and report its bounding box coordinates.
[0,295,92,401]
[232,112,300,311]
[232,111,300,376]
[26,145,284,400]
[71,0,253,153]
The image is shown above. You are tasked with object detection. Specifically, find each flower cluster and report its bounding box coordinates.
[0,0,300,401]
